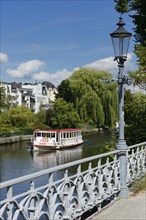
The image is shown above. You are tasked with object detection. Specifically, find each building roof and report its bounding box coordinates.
[42,81,56,89]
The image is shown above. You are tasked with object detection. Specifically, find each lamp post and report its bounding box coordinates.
[110,16,132,198]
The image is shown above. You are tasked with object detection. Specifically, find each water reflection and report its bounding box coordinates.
[0,132,111,182]
[30,146,83,169]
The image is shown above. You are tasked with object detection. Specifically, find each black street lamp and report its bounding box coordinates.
[110,16,132,198]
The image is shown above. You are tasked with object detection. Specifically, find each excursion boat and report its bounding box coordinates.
[32,128,83,151]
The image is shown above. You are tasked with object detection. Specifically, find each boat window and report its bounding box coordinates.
[61,133,64,138]
[35,133,41,137]
[42,133,47,137]
[51,133,55,138]
[47,133,50,138]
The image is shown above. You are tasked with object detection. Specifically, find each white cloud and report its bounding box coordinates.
[7,60,45,78]
[125,52,137,72]
[32,69,71,86]
[5,52,137,86]
[0,53,8,62]
[84,52,137,79]
[85,56,116,72]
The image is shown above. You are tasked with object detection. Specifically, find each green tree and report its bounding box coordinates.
[115,0,146,90]
[129,0,146,89]
[50,98,81,128]
[68,68,117,129]
[1,105,35,129]
[0,86,13,112]
[34,107,49,129]
[0,86,7,112]
[124,90,146,144]
[57,79,74,103]
[114,0,129,14]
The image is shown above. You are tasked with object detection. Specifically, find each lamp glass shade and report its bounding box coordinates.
[110,17,132,59]
[111,34,131,58]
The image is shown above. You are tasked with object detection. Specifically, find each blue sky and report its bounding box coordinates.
[1,0,137,86]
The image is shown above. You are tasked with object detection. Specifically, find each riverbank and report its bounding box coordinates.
[0,135,33,145]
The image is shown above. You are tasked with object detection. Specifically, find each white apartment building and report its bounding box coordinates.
[1,81,58,113]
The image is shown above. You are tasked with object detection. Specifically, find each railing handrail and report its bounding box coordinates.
[128,141,146,150]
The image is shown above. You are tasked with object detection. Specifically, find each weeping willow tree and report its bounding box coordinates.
[102,84,118,128]
[58,68,118,129]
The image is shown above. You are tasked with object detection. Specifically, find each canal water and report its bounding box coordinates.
[0,131,112,183]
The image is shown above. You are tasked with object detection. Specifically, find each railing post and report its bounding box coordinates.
[7,186,13,220]
[29,180,36,219]
[63,169,70,220]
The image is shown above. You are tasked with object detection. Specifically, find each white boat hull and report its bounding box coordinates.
[33,140,84,151]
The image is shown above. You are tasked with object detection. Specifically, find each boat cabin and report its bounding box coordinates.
[33,128,83,151]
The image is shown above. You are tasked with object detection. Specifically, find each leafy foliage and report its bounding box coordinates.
[57,79,74,103]
[131,175,146,193]
[0,86,14,112]
[1,105,36,134]
[124,90,146,145]
[114,0,130,14]
[114,0,146,90]
[104,134,117,157]
[0,86,6,112]
[34,107,50,130]
[64,68,118,129]
[130,0,146,45]
[129,0,146,89]
[49,98,81,128]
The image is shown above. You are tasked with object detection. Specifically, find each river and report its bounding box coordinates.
[0,131,112,183]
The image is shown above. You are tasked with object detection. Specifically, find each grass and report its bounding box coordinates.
[131,174,146,194]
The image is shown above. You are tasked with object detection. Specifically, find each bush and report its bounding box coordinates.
[131,175,146,194]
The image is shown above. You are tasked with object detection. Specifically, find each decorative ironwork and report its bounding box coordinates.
[0,142,145,220]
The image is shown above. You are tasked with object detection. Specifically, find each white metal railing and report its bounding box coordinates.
[126,142,146,185]
[0,142,145,220]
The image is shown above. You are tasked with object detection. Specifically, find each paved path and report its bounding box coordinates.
[88,191,146,220]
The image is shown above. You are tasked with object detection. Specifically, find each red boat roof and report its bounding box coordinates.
[34,128,82,133]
